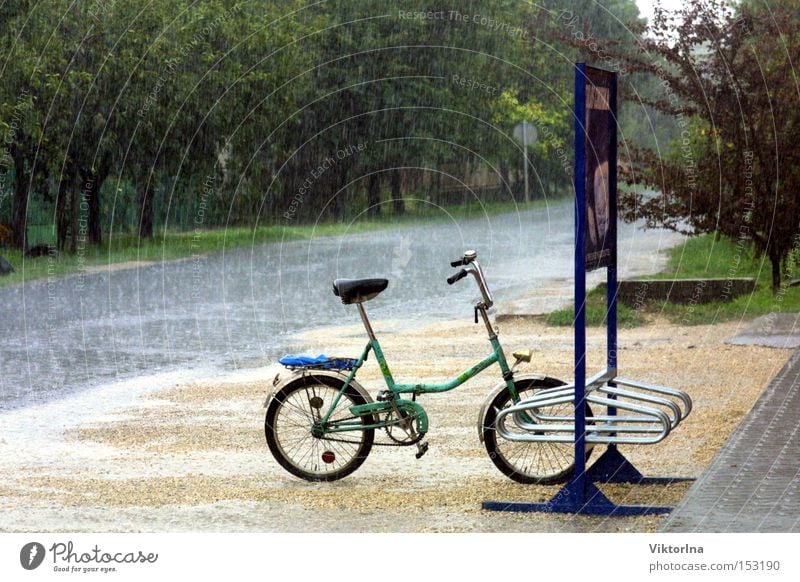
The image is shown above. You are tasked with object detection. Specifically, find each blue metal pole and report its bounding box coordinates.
[482,66,682,516]
[607,72,619,418]
[573,63,587,492]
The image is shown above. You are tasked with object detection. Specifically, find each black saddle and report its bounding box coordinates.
[333,278,388,304]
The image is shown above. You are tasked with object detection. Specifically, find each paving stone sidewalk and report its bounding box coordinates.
[662,347,800,532]
[727,313,800,349]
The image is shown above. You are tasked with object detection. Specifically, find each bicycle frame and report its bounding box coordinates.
[318,310,519,432]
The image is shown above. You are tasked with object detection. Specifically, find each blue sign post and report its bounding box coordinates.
[572,63,620,508]
[482,64,692,516]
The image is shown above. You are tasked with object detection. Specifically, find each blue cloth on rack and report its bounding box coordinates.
[279,354,358,370]
[279,354,330,367]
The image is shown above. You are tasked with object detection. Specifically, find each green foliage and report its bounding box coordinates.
[604,0,800,292]
[545,287,646,328]
[1,0,649,253]
[642,233,800,325]
[547,233,800,327]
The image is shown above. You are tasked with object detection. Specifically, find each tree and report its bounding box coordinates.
[592,0,800,292]
[1,0,654,244]
[0,1,310,245]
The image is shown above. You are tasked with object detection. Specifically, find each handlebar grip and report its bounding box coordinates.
[447,269,468,285]
[450,259,464,267]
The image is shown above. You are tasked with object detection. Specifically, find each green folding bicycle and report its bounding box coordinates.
[264,250,592,482]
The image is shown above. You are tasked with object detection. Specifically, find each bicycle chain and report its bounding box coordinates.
[313,414,424,447]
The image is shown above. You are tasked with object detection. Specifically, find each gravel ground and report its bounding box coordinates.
[0,315,791,532]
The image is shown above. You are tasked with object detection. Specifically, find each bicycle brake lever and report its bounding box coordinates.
[474,307,479,324]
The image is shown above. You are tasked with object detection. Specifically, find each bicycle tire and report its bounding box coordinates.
[265,375,374,481]
[482,378,593,484]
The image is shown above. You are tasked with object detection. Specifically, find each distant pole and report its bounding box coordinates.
[522,122,530,204]
[514,121,537,205]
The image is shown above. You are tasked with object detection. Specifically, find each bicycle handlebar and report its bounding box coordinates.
[447,268,468,285]
[450,250,476,268]
[446,250,494,308]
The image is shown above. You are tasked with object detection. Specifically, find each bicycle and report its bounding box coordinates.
[264,250,592,483]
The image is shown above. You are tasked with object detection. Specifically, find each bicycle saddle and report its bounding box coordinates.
[332,278,388,304]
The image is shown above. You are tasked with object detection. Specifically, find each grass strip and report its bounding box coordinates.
[546,233,800,327]
[0,197,564,288]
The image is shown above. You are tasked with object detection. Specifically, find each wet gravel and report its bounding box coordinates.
[0,316,790,532]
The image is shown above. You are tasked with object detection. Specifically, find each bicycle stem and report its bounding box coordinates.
[465,260,494,309]
[476,304,496,339]
[462,259,496,340]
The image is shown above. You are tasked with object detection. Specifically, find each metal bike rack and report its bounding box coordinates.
[483,65,694,517]
[495,369,692,446]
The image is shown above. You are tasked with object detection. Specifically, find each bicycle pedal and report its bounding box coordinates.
[415,442,429,459]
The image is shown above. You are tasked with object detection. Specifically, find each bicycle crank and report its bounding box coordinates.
[384,408,424,445]
[387,400,429,460]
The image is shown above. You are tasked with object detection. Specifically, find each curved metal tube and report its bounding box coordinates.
[490,370,693,446]
[496,394,673,445]
[615,377,693,419]
[600,386,683,428]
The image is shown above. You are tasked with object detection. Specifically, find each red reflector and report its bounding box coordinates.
[321,451,336,464]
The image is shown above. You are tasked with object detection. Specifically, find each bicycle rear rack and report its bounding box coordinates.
[495,369,692,445]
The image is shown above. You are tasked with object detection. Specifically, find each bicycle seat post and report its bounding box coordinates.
[356,303,377,341]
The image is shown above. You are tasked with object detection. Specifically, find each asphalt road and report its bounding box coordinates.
[0,201,682,409]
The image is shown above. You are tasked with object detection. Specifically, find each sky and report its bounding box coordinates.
[636,0,687,25]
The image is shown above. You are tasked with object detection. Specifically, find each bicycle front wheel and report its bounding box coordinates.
[482,379,593,484]
[265,375,374,481]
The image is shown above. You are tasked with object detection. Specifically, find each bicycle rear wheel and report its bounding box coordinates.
[265,375,374,481]
[482,378,593,484]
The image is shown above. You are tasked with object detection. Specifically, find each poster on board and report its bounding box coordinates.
[581,66,616,271]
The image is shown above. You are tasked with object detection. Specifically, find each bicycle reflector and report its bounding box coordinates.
[321,451,336,464]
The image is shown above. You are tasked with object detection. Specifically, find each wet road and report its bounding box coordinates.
[0,201,682,409]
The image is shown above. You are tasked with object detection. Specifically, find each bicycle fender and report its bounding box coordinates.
[263,369,373,408]
[476,373,565,443]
